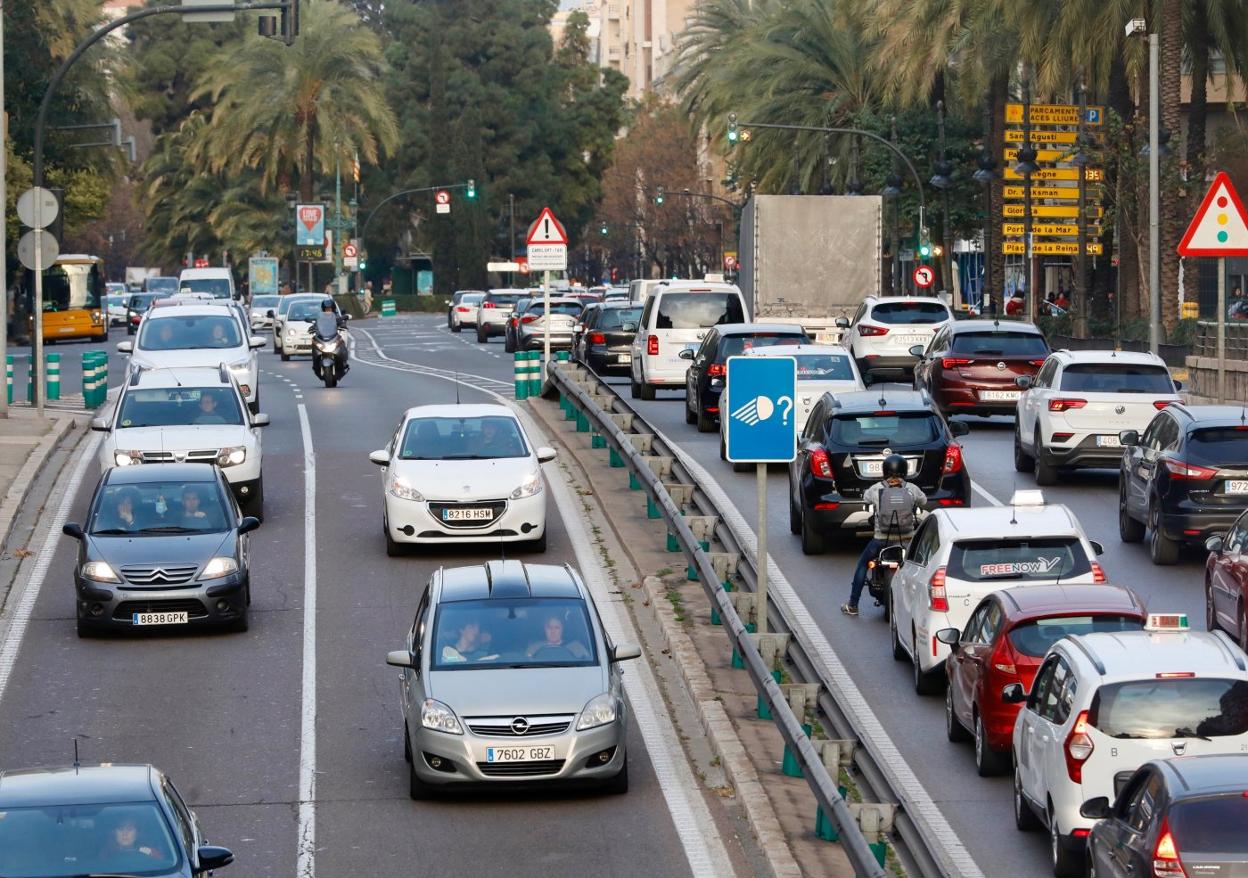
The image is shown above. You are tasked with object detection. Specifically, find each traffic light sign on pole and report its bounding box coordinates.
[600,222,609,236]
[728,114,739,144]
[466,178,477,200]
[655,186,665,205]
[918,227,932,260]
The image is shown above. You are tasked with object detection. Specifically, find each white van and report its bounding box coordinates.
[627,278,664,304]
[178,267,236,301]
[628,281,747,400]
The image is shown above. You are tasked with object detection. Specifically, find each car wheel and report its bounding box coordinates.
[639,381,656,401]
[629,377,641,399]
[76,619,95,639]
[1239,602,1248,653]
[974,713,1008,776]
[603,755,629,795]
[504,334,515,353]
[529,529,548,553]
[1118,481,1145,542]
[1013,427,1033,472]
[788,490,800,536]
[695,405,715,433]
[477,326,487,343]
[1149,502,1179,565]
[800,513,825,555]
[280,351,290,362]
[720,435,728,462]
[408,759,434,800]
[384,516,404,557]
[452,322,461,334]
[912,631,943,695]
[1207,583,1219,632]
[685,394,696,425]
[1050,808,1083,878]
[890,609,907,660]
[945,685,971,742]
[1014,765,1040,831]
[1033,430,1057,486]
[403,720,413,763]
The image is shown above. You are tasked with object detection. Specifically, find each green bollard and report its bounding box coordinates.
[527,352,542,397]
[25,356,33,403]
[575,409,590,433]
[666,532,680,552]
[513,352,528,400]
[687,540,709,580]
[609,446,624,468]
[646,495,661,519]
[81,353,96,407]
[814,787,851,842]
[555,350,570,362]
[870,843,887,867]
[628,471,641,490]
[591,431,606,449]
[46,353,60,401]
[781,723,814,778]
[756,670,783,719]
[5,356,11,405]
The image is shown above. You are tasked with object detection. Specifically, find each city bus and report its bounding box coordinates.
[18,254,108,344]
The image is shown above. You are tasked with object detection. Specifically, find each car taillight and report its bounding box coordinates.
[1154,400,1175,410]
[942,357,974,369]
[810,447,833,479]
[1153,818,1185,878]
[1028,359,1048,367]
[521,315,538,324]
[708,363,726,377]
[929,567,949,612]
[647,335,659,356]
[589,332,605,345]
[455,306,470,312]
[1063,709,1094,782]
[943,443,963,474]
[1163,459,1218,480]
[482,302,497,308]
[990,641,1017,676]
[857,324,888,336]
[1091,561,1107,583]
[1048,398,1087,412]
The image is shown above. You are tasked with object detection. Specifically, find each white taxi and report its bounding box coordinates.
[889,491,1106,695]
[1008,613,1248,878]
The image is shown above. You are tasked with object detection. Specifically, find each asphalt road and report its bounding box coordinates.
[413,312,1223,878]
[0,314,712,877]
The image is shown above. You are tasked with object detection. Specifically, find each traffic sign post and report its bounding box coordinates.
[525,207,569,382]
[725,355,797,635]
[912,265,935,289]
[435,190,451,215]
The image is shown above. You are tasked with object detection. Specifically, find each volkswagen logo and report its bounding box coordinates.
[510,717,530,735]
[1115,405,1126,415]
[996,361,1007,371]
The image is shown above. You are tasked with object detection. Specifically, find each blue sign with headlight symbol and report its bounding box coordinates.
[725,356,797,463]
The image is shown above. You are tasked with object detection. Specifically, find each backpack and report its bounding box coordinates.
[876,483,915,536]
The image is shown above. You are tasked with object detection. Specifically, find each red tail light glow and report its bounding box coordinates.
[814,502,839,510]
[455,306,470,313]
[1152,818,1185,878]
[708,363,726,377]
[1048,398,1087,412]
[1091,562,1107,583]
[929,567,949,612]
[857,324,888,336]
[810,448,833,479]
[1029,359,1048,367]
[647,335,659,356]
[520,315,538,324]
[1163,460,1218,481]
[482,302,497,308]
[942,357,974,369]
[588,332,605,345]
[943,443,964,475]
[1154,400,1175,410]
[1064,710,1093,782]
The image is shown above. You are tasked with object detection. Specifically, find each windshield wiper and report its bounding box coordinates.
[91,528,135,535]
[135,525,201,534]
[439,454,491,460]
[1174,727,1213,741]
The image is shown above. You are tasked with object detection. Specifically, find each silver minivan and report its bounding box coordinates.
[387,560,639,797]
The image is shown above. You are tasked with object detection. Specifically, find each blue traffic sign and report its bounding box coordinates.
[724,356,797,463]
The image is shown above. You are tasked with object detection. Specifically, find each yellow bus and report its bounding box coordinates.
[21,254,108,343]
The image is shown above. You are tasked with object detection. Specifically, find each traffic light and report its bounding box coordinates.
[466,178,477,200]
[359,257,368,271]
[599,222,609,236]
[655,186,665,205]
[727,116,739,144]
[918,227,932,259]
[258,0,300,45]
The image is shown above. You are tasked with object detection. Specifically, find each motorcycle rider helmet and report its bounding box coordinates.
[882,453,908,480]
[320,297,335,313]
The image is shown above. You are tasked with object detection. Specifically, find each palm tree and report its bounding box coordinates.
[141,114,223,264]
[193,0,399,201]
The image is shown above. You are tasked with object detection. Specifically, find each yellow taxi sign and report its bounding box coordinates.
[1145,613,1190,631]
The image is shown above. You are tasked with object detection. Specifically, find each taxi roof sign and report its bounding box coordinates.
[1177,172,1248,257]
[1009,489,1046,507]
[1145,613,1190,631]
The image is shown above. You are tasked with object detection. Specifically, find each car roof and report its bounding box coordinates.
[437,561,585,602]
[864,295,951,306]
[1157,754,1248,798]
[1167,403,1248,426]
[653,281,740,295]
[950,319,1044,335]
[129,366,233,389]
[936,503,1083,539]
[1061,629,1247,679]
[402,403,516,420]
[1050,349,1166,366]
[179,268,231,278]
[0,764,157,807]
[486,288,526,296]
[143,304,238,319]
[995,584,1146,618]
[714,323,809,337]
[527,297,583,307]
[743,343,849,357]
[104,463,221,485]
[826,389,932,412]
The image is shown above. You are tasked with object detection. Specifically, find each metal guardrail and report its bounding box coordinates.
[547,362,939,878]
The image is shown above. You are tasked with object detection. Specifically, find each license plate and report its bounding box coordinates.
[899,335,927,346]
[486,745,556,763]
[132,611,188,626]
[443,507,493,521]
[1226,480,1248,494]
[980,390,1021,401]
[860,460,884,476]
[616,353,632,364]
[1095,434,1122,448]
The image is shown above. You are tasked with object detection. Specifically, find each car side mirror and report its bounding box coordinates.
[949,420,970,437]
[908,344,926,358]
[248,336,266,348]
[116,341,133,353]
[575,323,585,332]
[61,522,84,541]
[935,627,960,649]
[611,642,642,662]
[1001,683,1026,704]
[678,349,694,360]
[1015,375,1032,389]
[1079,797,1112,820]
[266,309,276,318]
[1090,540,1104,556]
[197,845,234,870]
[536,446,558,464]
[1118,430,1140,447]
[622,322,638,332]
[368,449,390,467]
[252,413,271,428]
[835,317,850,329]
[90,417,110,433]
[1207,535,1225,554]
[386,649,416,669]
[878,545,906,565]
[341,313,351,321]
[238,516,261,535]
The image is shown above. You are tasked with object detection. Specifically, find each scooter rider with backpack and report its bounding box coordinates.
[841,453,927,617]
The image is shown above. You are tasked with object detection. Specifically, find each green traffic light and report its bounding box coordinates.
[600,223,609,236]
[655,186,665,205]
[466,178,477,199]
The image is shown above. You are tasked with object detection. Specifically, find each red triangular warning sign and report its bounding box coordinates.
[1178,171,1248,257]
[525,207,568,246]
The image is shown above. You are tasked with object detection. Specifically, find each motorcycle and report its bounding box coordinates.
[310,312,350,387]
[864,505,927,619]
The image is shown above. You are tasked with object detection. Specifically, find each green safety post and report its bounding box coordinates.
[25,355,33,404]
[608,446,624,467]
[527,352,542,397]
[46,353,60,401]
[591,431,606,449]
[574,409,589,433]
[628,471,641,490]
[814,786,851,842]
[513,351,528,400]
[81,353,94,407]
[555,350,570,362]
[781,723,813,777]
[380,299,397,317]
[756,669,782,719]
[5,355,12,405]
[686,540,710,580]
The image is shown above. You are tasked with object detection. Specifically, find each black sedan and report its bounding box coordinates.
[63,463,259,636]
[0,762,234,876]
[572,301,641,376]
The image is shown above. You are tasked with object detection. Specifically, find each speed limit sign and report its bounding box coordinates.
[912,265,935,289]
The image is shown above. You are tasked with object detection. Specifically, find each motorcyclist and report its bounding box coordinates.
[842,453,927,617]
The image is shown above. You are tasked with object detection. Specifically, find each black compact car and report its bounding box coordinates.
[63,463,259,636]
[126,292,160,335]
[574,301,642,376]
[0,763,234,876]
[683,323,810,432]
[787,389,971,554]
[1118,403,1248,564]
[1082,755,1248,878]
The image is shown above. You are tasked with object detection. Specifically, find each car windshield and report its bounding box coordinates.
[180,277,232,299]
[117,387,244,428]
[0,800,181,877]
[399,415,528,460]
[656,293,744,329]
[952,331,1050,356]
[829,412,940,446]
[251,295,279,310]
[138,315,242,350]
[948,537,1092,582]
[146,278,179,293]
[486,294,523,307]
[870,302,950,324]
[89,480,230,535]
[431,597,598,669]
[1189,427,1248,465]
[1090,678,1248,739]
[600,307,641,329]
[717,332,807,359]
[1169,795,1248,854]
[1007,615,1143,658]
[462,293,485,305]
[793,354,856,381]
[127,293,157,311]
[1059,363,1174,393]
[278,296,318,317]
[526,302,583,317]
[289,302,322,321]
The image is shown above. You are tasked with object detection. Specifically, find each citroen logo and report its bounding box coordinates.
[996,361,1007,371]
[1116,405,1126,415]
[510,717,530,735]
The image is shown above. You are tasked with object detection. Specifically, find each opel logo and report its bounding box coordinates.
[996,361,1007,371]
[510,717,530,735]
[1115,405,1126,415]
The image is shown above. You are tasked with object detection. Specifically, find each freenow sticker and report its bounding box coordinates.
[980,557,1063,577]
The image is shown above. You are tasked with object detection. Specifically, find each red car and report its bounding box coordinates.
[938,584,1147,776]
[912,319,1051,417]
[1205,508,1248,647]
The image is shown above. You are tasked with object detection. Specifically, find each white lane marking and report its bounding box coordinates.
[973,482,1004,506]
[296,404,317,878]
[0,432,102,707]
[354,328,514,391]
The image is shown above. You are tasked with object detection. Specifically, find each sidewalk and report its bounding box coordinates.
[0,408,77,550]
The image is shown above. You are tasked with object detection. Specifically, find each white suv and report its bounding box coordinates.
[845,295,952,384]
[1014,350,1182,485]
[629,281,747,400]
[1008,613,1248,877]
[889,491,1106,695]
[92,366,268,515]
[117,304,266,413]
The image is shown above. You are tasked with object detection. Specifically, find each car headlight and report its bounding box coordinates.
[82,561,120,583]
[576,693,618,731]
[420,699,463,735]
[388,475,424,502]
[510,471,543,499]
[227,361,249,375]
[287,326,299,337]
[200,557,239,580]
[217,446,246,467]
[114,450,142,467]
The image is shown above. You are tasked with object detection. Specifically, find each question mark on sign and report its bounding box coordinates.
[776,396,793,426]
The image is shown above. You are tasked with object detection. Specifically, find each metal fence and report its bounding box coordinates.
[1192,321,1248,360]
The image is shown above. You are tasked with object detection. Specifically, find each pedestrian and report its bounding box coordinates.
[1005,290,1024,316]
[1228,285,1245,320]
[1055,289,1070,311]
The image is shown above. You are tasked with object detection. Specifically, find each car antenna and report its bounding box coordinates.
[73,738,80,773]
[455,372,461,406]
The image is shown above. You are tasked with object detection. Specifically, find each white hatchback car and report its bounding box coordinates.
[889,491,1107,694]
[450,292,485,332]
[1008,613,1248,878]
[1014,349,1183,485]
[369,404,557,555]
[629,281,748,400]
[272,293,325,355]
[845,295,952,384]
[117,304,265,413]
[93,366,268,515]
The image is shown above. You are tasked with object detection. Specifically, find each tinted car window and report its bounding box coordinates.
[1059,364,1174,393]
[462,293,485,305]
[947,537,1092,583]
[91,480,229,534]
[1169,795,1248,852]
[870,302,950,324]
[399,415,528,460]
[127,293,158,311]
[655,293,744,329]
[118,387,244,428]
[1090,678,1248,738]
[139,315,242,350]
[526,302,583,317]
[181,278,232,299]
[716,332,807,360]
[251,295,280,309]
[794,354,856,380]
[146,277,179,293]
[829,412,940,446]
[1189,427,1248,464]
[1007,615,1144,658]
[600,307,641,329]
[431,597,597,669]
[0,801,181,875]
[951,331,1049,356]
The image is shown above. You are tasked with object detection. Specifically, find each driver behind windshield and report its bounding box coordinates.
[526,614,590,659]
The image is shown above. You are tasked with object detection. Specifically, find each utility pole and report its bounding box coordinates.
[334,144,343,288]
[0,0,8,418]
[1148,32,1161,353]
[1075,82,1089,337]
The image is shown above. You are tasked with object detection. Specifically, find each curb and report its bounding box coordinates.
[0,416,77,551]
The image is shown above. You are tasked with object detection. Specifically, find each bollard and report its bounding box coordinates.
[25,355,33,404]
[608,446,624,468]
[686,540,709,580]
[628,471,641,490]
[82,352,100,408]
[781,723,813,777]
[645,495,662,519]
[5,356,11,405]
[513,352,528,400]
[555,350,569,362]
[591,431,606,449]
[814,787,851,842]
[756,670,783,719]
[574,408,589,433]
[46,353,60,401]
[527,352,542,397]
